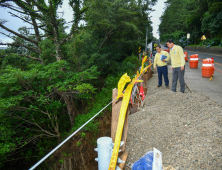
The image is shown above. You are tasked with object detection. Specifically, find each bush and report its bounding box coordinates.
[179,36,194,48]
[209,38,221,46]
[123,53,141,69]
[200,38,221,47]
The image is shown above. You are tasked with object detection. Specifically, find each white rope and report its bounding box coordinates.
[29,97,117,170]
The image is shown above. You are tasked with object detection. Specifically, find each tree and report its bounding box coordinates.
[0,0,93,127]
[0,0,158,168]
[159,0,222,44]
[0,0,98,168]
[70,0,157,77]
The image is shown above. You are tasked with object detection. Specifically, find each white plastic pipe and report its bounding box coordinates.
[95,137,113,170]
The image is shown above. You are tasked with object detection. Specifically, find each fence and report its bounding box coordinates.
[109,62,153,170]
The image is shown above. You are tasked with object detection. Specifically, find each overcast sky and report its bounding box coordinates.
[0,0,166,47]
[150,0,166,39]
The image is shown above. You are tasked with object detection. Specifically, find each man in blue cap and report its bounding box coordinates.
[154,45,170,89]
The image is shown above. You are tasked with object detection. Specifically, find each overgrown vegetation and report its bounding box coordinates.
[159,0,222,47]
[0,0,155,169]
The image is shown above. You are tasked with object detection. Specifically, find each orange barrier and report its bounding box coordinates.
[184,51,188,62]
[202,58,214,77]
[211,57,214,64]
[198,57,222,75]
[163,49,170,53]
[189,54,198,68]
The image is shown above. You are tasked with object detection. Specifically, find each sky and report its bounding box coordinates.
[0,0,166,47]
[150,0,166,39]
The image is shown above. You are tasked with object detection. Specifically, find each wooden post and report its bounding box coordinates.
[144,74,148,95]
[142,74,148,87]
[118,152,129,170]
[111,88,122,142]
[111,88,129,152]
[120,105,130,152]
[136,84,141,107]
[149,59,152,65]
[144,74,147,86]
[130,104,138,114]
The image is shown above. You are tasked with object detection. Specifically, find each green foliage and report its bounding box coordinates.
[68,0,157,78]
[81,132,86,138]
[76,142,82,147]
[201,11,222,35]
[208,0,222,12]
[0,0,156,168]
[39,38,56,64]
[210,38,221,46]
[0,61,99,168]
[0,123,17,167]
[159,0,222,45]
[59,158,64,164]
[200,38,221,47]
[161,31,186,42]
[71,54,139,133]
[123,53,141,69]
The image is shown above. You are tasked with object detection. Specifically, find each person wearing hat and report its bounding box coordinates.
[154,45,170,89]
[166,39,185,93]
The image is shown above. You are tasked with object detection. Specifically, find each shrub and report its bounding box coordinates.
[209,38,221,46]
[200,38,221,47]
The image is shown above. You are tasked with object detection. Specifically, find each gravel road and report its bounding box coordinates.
[124,72,222,170]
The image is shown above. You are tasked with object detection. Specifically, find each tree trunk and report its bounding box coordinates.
[55,43,63,61]
[63,95,76,127]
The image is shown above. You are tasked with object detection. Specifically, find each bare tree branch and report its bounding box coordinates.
[0,32,41,54]
[29,0,49,13]
[0,2,27,15]
[3,156,39,163]
[20,54,42,62]
[11,113,57,137]
[0,53,43,63]
[14,0,45,20]
[0,22,39,46]
[8,11,33,25]
[26,0,42,43]
[8,11,47,32]
[44,34,55,41]
[60,20,79,45]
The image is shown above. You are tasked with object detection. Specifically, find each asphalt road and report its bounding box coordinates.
[160,44,222,104]
[186,50,222,70]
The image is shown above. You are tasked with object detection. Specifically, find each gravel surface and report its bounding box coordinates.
[125,72,222,170]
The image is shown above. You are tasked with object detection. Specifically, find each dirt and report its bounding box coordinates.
[44,110,112,170]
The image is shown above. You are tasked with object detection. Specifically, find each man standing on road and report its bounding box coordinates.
[166,39,185,93]
[154,45,170,89]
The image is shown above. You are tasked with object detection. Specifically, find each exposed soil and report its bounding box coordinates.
[43,110,112,170]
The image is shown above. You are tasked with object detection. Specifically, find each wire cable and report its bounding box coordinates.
[29,97,117,170]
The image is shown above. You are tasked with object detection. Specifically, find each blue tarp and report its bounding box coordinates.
[132,151,153,170]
